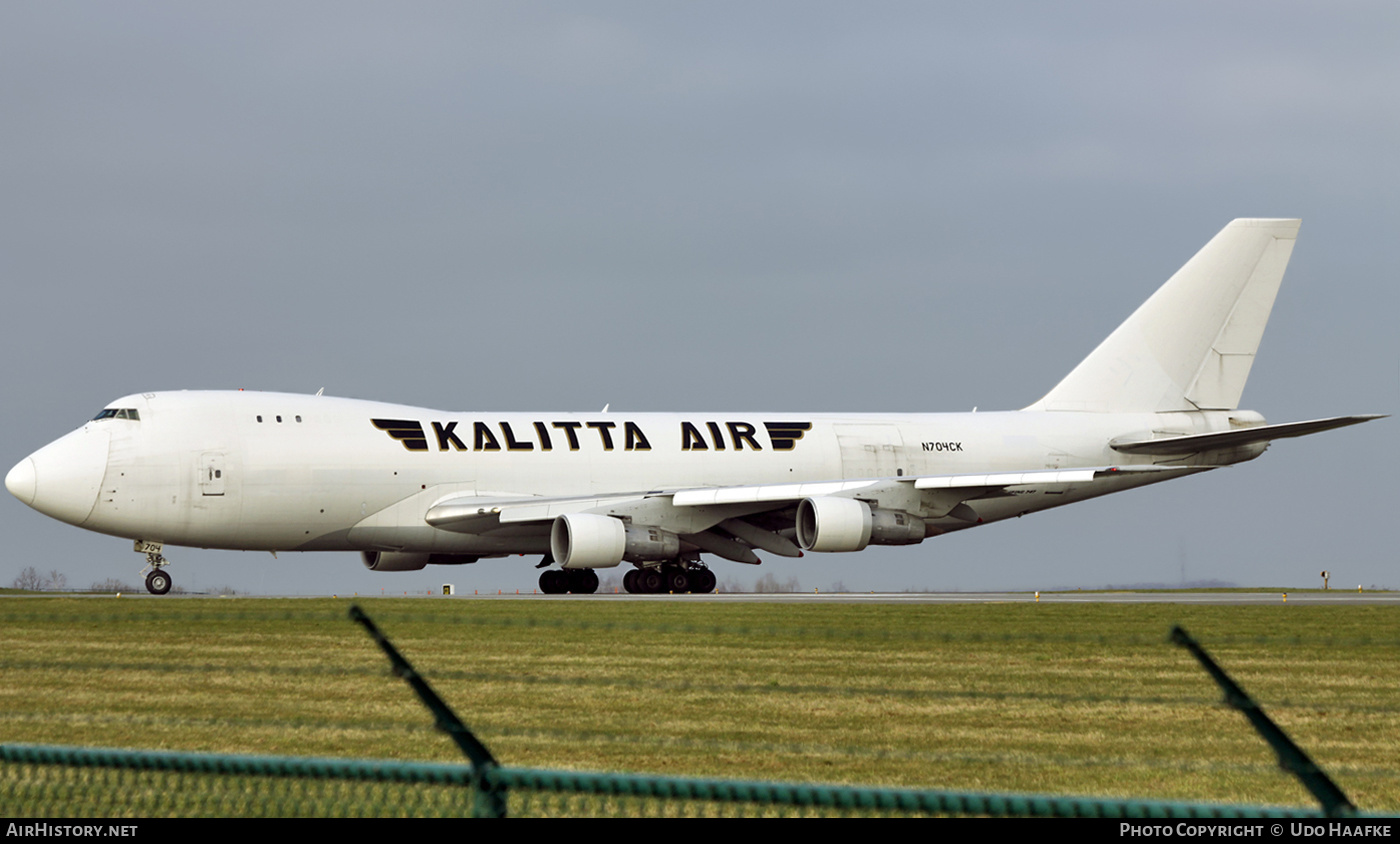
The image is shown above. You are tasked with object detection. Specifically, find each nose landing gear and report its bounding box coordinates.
[145,569,172,595]
[136,540,173,595]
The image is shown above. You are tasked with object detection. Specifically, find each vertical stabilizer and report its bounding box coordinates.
[1026,218,1300,413]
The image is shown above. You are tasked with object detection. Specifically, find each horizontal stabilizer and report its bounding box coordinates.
[1109,414,1385,455]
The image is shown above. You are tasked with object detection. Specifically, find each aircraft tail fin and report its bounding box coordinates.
[1026,218,1300,413]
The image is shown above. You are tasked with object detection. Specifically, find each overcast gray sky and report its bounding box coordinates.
[2,3,1395,595]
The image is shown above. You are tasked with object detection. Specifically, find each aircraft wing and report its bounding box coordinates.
[667,465,1182,504]
[422,464,1194,550]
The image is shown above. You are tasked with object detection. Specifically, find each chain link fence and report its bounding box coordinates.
[1,599,1396,817]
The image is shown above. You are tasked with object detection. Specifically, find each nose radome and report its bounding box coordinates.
[6,458,36,505]
[13,426,110,527]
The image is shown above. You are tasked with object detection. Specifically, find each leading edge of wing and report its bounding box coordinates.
[424,492,656,531]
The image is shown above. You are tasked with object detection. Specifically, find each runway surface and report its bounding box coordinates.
[435,590,1400,605]
[8,589,1396,604]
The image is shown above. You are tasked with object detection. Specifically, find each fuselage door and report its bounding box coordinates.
[835,424,906,479]
[199,452,226,496]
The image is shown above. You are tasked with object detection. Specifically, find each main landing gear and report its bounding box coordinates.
[538,567,599,595]
[136,540,173,595]
[623,563,716,594]
[536,562,718,594]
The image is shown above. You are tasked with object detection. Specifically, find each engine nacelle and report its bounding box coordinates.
[362,551,429,572]
[361,551,480,571]
[551,514,682,568]
[551,513,626,568]
[622,524,681,563]
[796,497,871,552]
[869,508,927,546]
[796,497,927,552]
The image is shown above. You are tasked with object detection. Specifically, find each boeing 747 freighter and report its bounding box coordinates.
[6,219,1382,594]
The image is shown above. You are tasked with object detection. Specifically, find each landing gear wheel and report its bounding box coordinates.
[145,569,172,595]
[666,568,691,593]
[566,568,599,594]
[623,569,640,594]
[539,569,568,594]
[637,569,664,594]
[691,568,717,594]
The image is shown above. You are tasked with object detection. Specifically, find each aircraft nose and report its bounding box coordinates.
[6,458,36,505]
[11,426,110,526]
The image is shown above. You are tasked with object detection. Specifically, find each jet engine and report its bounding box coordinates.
[550,513,681,568]
[361,551,429,572]
[795,497,926,552]
[361,551,479,571]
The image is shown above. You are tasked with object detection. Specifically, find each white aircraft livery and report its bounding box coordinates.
[6,219,1383,595]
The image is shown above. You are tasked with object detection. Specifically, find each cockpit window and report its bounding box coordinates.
[92,408,140,421]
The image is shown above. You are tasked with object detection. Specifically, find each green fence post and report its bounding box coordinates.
[1170,625,1356,818]
[350,605,508,817]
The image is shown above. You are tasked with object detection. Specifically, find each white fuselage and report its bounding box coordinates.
[10,390,1251,558]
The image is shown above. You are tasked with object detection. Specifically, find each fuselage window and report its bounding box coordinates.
[257,415,263,423]
[296,415,302,423]
[276,415,283,423]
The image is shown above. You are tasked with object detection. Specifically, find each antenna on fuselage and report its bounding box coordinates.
[601,403,609,413]
[315,387,324,396]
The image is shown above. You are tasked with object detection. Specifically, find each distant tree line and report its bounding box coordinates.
[10,567,67,591]
[9,568,146,593]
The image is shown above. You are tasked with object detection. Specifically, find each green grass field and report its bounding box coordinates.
[1,596,1396,813]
